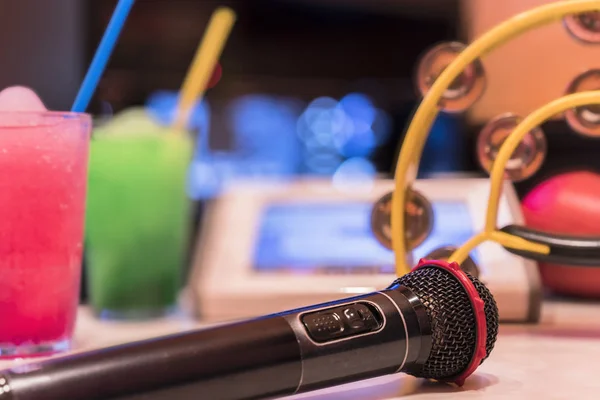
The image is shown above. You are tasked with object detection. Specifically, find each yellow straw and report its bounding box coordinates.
[172,7,236,132]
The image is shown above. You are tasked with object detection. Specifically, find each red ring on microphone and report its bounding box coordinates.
[412,258,488,386]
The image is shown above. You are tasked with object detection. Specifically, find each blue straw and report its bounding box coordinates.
[71,0,136,112]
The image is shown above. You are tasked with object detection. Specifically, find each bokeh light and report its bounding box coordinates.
[332,157,377,192]
[296,93,391,174]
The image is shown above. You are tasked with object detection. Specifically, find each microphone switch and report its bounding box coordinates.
[301,302,382,343]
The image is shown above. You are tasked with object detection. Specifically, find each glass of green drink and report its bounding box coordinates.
[85,109,193,319]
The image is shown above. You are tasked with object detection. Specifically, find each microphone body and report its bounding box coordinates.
[0,288,429,400]
[0,260,497,400]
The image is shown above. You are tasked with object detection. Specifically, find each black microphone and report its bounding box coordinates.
[0,260,499,400]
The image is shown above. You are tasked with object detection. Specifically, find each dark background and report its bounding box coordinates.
[1,0,596,186]
[86,0,463,174]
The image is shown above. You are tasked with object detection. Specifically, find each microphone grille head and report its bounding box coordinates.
[392,260,499,384]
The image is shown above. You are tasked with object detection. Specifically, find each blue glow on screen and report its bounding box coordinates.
[145,91,393,200]
[145,92,302,200]
[253,201,479,273]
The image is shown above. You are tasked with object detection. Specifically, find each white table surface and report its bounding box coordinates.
[2,299,600,399]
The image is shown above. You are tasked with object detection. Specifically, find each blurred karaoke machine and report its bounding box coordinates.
[189,178,541,323]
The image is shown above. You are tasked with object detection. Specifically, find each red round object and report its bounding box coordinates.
[522,171,600,297]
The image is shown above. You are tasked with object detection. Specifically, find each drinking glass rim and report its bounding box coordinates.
[0,110,90,118]
[0,111,92,128]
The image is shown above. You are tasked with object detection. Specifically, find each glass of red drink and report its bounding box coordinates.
[0,111,91,358]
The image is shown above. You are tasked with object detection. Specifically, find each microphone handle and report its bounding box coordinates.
[0,288,431,400]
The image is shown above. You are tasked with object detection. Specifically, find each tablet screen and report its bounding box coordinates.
[253,201,479,274]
